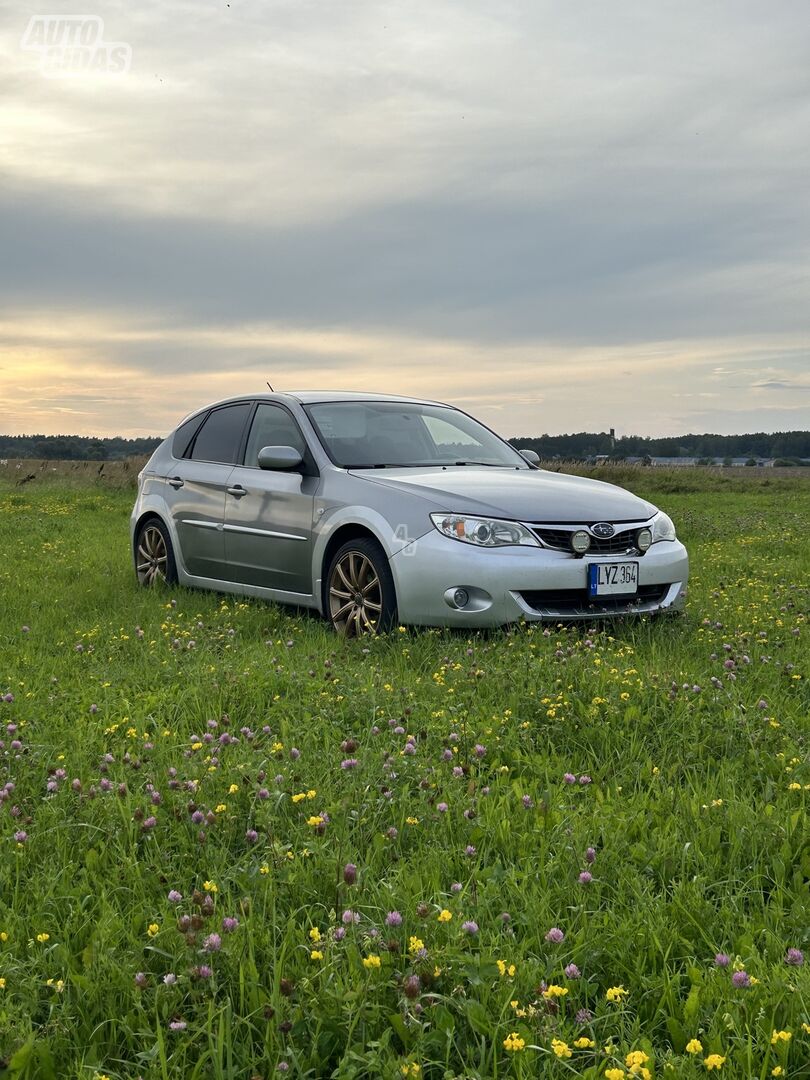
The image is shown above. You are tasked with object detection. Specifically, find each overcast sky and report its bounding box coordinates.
[1,0,808,439]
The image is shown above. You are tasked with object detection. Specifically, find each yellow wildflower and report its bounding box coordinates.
[704,1055,726,1071]
[147,923,160,937]
[260,864,270,875]
[0,977,6,989]
[0,932,8,942]
[406,816,419,825]
[542,984,568,999]
[771,1030,792,1045]
[437,909,452,923]
[574,1037,595,1049]
[606,985,628,1002]
[551,1038,572,1059]
[772,1068,783,1077]
[363,954,381,969]
[503,1032,525,1052]
[605,1071,626,1080]
[310,949,323,961]
[202,880,218,893]
[626,1051,649,1068]
[291,793,307,804]
[36,933,50,943]
[228,783,239,794]
[686,1039,704,1054]
[497,959,516,977]
[309,927,321,942]
[306,815,324,827]
[408,936,424,953]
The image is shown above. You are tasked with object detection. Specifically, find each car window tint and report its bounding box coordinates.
[172,413,206,459]
[190,403,251,464]
[244,403,307,466]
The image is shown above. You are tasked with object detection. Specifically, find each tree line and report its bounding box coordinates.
[0,434,163,460]
[1,429,809,463]
[510,430,810,462]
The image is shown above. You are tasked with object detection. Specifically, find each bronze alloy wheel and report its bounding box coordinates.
[329,549,384,636]
[136,524,169,586]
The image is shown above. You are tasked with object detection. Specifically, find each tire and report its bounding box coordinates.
[135,517,178,587]
[325,537,397,636]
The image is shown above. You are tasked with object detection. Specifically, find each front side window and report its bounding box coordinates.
[304,401,528,469]
[189,403,251,464]
[244,403,307,467]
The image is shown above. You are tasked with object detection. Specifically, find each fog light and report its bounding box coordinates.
[636,527,652,552]
[453,588,470,608]
[571,530,591,555]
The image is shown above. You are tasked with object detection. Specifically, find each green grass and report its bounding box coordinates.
[0,475,808,1079]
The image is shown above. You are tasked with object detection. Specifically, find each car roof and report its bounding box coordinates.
[193,390,448,410]
[285,390,446,406]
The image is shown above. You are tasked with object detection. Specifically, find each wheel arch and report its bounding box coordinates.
[319,523,392,615]
[132,510,168,559]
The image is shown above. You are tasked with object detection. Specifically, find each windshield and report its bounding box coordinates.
[304,401,529,469]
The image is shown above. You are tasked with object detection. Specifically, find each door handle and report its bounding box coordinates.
[168,476,184,489]
[227,485,247,497]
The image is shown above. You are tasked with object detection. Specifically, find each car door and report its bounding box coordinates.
[168,402,252,580]
[223,402,317,594]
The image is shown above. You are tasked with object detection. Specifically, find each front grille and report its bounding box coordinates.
[530,525,641,555]
[518,584,669,615]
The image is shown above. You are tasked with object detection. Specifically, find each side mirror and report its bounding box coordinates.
[257,445,303,471]
[519,449,540,465]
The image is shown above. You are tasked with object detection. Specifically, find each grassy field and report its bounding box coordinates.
[0,469,808,1079]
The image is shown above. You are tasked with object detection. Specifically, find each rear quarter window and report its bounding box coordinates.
[172,413,207,459]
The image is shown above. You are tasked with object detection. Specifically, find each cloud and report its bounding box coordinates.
[0,0,809,435]
[752,379,810,391]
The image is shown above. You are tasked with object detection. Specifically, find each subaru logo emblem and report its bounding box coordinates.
[591,522,615,539]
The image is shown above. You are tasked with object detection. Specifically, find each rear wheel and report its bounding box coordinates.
[326,538,397,636]
[135,518,177,587]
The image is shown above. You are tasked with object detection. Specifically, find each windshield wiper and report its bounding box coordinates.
[453,460,514,467]
[344,461,517,469]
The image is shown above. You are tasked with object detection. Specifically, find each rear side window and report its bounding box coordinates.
[172,413,206,459]
[190,403,251,464]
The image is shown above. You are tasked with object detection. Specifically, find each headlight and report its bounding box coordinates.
[430,513,539,548]
[651,511,677,543]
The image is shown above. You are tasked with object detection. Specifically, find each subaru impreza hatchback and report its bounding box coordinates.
[131,392,688,634]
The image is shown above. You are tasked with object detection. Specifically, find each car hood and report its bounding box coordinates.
[355,467,657,523]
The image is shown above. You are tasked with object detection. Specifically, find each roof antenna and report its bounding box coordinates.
[266,381,274,391]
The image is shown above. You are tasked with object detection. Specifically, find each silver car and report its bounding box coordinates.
[131,392,688,633]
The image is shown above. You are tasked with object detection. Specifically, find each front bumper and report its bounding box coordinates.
[390,531,688,627]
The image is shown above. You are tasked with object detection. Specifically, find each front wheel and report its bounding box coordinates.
[326,538,397,636]
[135,518,177,587]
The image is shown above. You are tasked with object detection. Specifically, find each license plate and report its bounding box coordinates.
[588,561,638,597]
